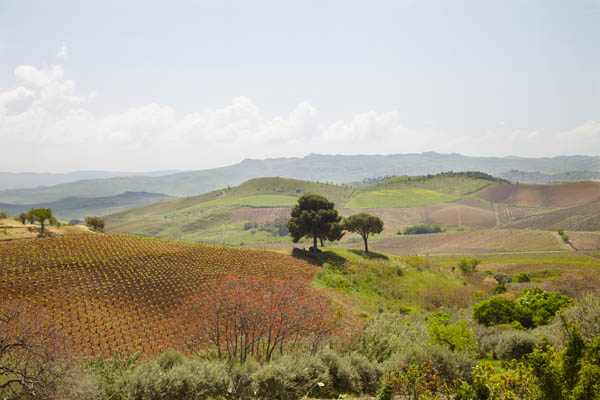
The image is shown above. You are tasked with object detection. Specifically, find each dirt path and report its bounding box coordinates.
[567,241,600,261]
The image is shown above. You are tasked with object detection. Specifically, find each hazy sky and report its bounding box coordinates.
[1,0,599,172]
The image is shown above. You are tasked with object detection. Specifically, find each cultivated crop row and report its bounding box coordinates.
[0,234,319,357]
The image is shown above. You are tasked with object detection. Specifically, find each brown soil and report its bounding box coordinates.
[232,207,291,224]
[344,229,569,256]
[474,182,600,208]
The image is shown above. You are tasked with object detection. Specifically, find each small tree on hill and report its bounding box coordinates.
[17,213,27,224]
[343,213,384,254]
[27,208,54,233]
[286,194,344,251]
[0,212,7,219]
[85,216,105,232]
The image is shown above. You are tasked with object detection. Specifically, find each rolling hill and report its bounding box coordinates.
[4,152,600,204]
[104,172,593,246]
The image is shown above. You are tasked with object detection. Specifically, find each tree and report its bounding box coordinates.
[17,212,27,224]
[27,208,54,233]
[85,216,105,232]
[0,211,7,219]
[286,194,344,251]
[343,213,384,253]
[0,304,70,399]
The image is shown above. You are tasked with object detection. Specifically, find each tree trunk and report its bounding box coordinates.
[363,236,369,254]
[40,221,44,233]
[313,235,318,251]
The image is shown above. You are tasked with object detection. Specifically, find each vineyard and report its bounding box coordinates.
[0,234,324,357]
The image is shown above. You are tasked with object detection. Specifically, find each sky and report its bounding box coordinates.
[0,0,599,173]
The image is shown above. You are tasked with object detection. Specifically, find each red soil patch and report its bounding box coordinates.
[0,234,319,357]
[474,182,600,208]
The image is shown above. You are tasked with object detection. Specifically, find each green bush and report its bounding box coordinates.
[252,353,330,400]
[518,287,572,327]
[557,229,570,243]
[353,313,427,362]
[492,284,507,294]
[473,296,532,328]
[513,272,531,283]
[400,224,445,235]
[495,330,537,361]
[458,258,481,274]
[493,272,512,285]
[473,288,572,329]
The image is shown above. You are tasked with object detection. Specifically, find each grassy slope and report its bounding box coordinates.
[105,178,356,245]
[301,248,464,315]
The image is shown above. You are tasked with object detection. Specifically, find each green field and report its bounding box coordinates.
[196,194,298,208]
[345,188,460,209]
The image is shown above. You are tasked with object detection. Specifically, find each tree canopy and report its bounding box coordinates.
[286,194,343,251]
[85,216,105,232]
[27,208,55,233]
[343,213,384,253]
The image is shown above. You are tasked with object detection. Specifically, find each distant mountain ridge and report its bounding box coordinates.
[2,152,600,204]
[0,170,182,191]
[0,191,173,220]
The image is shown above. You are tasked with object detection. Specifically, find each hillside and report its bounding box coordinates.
[344,229,570,256]
[0,191,173,220]
[498,170,600,184]
[504,199,600,231]
[4,152,600,204]
[474,181,600,208]
[105,173,563,245]
[0,234,319,356]
[0,218,93,240]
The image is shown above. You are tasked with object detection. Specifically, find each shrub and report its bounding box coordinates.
[400,224,445,235]
[425,312,477,353]
[458,258,481,274]
[472,296,532,328]
[353,313,427,362]
[557,229,570,243]
[492,284,507,295]
[118,357,231,400]
[0,211,7,219]
[382,345,475,384]
[513,272,530,283]
[562,292,600,341]
[345,352,382,394]
[495,330,537,361]
[493,272,512,285]
[252,353,330,400]
[517,287,572,327]
[317,347,360,397]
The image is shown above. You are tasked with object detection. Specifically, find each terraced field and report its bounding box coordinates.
[475,181,600,207]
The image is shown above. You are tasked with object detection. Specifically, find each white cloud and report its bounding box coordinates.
[0,64,599,172]
[57,44,68,58]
